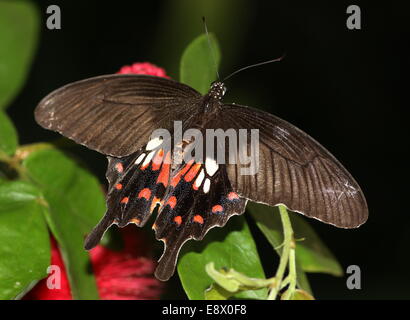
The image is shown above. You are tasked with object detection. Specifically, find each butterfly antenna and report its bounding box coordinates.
[202,16,220,81]
[222,53,286,82]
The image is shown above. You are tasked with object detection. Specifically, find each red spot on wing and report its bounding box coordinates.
[193,215,204,224]
[152,149,164,171]
[212,205,223,213]
[115,163,124,173]
[165,196,177,209]
[184,163,201,182]
[138,188,151,200]
[171,159,194,187]
[157,152,171,186]
[173,216,182,226]
[227,192,240,200]
[120,197,129,204]
[115,183,123,190]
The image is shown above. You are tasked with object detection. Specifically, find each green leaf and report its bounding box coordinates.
[180,33,221,94]
[283,289,315,300]
[0,111,18,156]
[0,181,50,300]
[295,222,343,276]
[205,262,275,300]
[23,149,105,299]
[248,202,343,280]
[0,0,39,109]
[204,283,231,300]
[177,215,268,300]
[247,203,312,293]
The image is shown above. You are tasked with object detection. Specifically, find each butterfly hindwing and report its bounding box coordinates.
[153,160,247,281]
[84,142,172,249]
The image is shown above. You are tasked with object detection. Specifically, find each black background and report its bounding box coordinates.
[7,0,409,299]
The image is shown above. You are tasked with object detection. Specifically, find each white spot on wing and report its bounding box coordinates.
[146,137,163,151]
[203,178,211,193]
[195,169,205,188]
[142,151,155,167]
[205,157,218,176]
[135,153,145,165]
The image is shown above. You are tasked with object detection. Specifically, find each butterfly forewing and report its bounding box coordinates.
[219,103,368,228]
[35,74,202,157]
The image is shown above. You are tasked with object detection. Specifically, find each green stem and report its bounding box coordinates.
[280,276,291,290]
[268,205,294,300]
[281,246,297,300]
[288,246,297,291]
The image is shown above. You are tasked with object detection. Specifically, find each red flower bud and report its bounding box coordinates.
[117,62,170,78]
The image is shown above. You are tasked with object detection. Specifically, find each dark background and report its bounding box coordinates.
[7,0,409,299]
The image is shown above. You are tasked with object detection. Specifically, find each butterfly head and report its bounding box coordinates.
[209,81,227,100]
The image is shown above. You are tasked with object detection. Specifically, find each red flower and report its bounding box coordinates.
[24,228,163,300]
[23,237,72,300]
[91,227,163,300]
[24,63,169,300]
[117,62,170,78]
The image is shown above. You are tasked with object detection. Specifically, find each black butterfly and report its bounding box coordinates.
[35,74,368,281]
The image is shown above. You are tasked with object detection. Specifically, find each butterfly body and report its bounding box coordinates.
[35,74,368,281]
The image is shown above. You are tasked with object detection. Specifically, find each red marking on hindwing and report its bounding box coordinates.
[174,216,182,226]
[227,192,240,200]
[193,215,204,224]
[138,188,151,200]
[165,196,177,209]
[157,152,171,186]
[152,149,164,171]
[212,205,223,213]
[115,183,123,190]
[120,197,129,204]
[115,163,124,173]
[171,159,194,187]
[184,163,202,182]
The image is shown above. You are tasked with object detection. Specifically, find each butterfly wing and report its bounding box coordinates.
[85,136,246,281]
[218,103,368,228]
[84,144,172,250]
[35,74,202,157]
[153,161,247,281]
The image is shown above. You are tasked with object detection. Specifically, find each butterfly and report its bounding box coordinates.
[34,74,368,281]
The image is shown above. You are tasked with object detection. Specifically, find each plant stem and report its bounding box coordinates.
[281,245,297,300]
[288,245,297,291]
[268,205,294,300]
